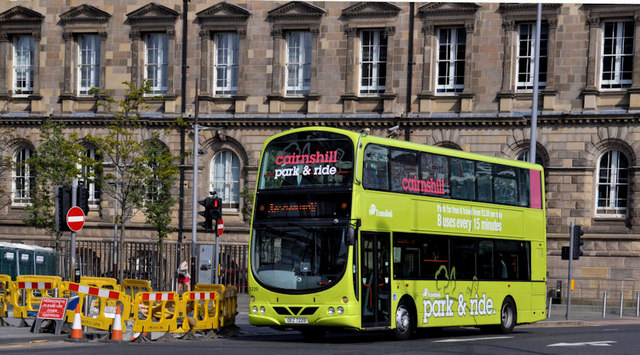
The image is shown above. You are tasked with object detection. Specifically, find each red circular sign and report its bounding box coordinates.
[66,206,85,232]
[217,219,224,236]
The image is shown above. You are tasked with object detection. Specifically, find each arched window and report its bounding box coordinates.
[596,150,628,216]
[13,147,33,204]
[516,150,543,165]
[210,150,240,209]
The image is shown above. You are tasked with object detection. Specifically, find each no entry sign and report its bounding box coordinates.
[66,206,85,232]
[217,219,224,236]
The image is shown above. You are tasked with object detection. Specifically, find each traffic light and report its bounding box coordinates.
[77,185,89,215]
[572,225,584,260]
[198,197,213,232]
[211,197,222,223]
[56,185,72,232]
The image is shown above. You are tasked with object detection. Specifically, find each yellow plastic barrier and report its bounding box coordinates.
[80,276,121,291]
[0,274,10,318]
[10,275,61,318]
[60,282,131,331]
[222,285,238,327]
[179,286,224,332]
[131,292,182,333]
[122,279,152,318]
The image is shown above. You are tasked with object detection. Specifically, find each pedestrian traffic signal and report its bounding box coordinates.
[211,197,222,223]
[198,197,213,232]
[572,224,584,260]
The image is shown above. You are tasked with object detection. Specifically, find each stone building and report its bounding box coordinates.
[1,1,640,300]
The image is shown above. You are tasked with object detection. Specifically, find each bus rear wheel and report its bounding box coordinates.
[393,301,415,340]
[499,298,516,334]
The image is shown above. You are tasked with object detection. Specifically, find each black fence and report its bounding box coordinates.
[8,239,248,293]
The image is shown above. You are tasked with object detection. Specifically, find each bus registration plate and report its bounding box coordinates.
[285,317,308,324]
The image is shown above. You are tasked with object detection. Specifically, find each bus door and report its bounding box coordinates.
[361,232,391,328]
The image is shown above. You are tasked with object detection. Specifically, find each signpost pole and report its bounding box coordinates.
[70,179,77,281]
[214,219,219,284]
[566,221,574,320]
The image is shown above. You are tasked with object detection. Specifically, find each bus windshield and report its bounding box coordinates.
[258,131,354,190]
[251,224,349,292]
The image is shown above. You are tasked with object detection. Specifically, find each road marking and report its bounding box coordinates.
[434,336,513,343]
[547,340,616,347]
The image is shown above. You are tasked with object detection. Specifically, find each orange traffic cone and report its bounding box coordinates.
[70,303,82,339]
[110,305,123,341]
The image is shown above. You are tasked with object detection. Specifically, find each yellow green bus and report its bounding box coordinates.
[248,127,546,340]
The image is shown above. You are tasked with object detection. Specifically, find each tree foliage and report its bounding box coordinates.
[87,81,180,282]
[23,119,90,244]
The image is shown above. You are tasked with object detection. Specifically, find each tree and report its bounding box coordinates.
[142,134,179,289]
[23,119,89,249]
[87,81,156,282]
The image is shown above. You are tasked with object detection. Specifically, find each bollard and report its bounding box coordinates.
[636,292,640,318]
[602,291,607,318]
[619,292,624,318]
[547,296,552,319]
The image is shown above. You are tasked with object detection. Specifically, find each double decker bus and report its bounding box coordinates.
[248,127,546,340]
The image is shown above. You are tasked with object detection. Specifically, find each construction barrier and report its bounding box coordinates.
[0,274,10,319]
[132,292,181,333]
[180,286,223,332]
[60,282,131,331]
[10,275,61,318]
[1,275,240,338]
[122,279,152,318]
[80,276,121,291]
[222,285,238,327]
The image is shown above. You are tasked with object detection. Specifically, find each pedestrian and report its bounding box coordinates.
[178,260,191,293]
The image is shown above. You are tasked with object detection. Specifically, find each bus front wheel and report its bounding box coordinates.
[499,297,516,334]
[393,300,415,340]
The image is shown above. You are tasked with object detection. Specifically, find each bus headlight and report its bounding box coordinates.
[260,306,266,314]
[252,306,258,314]
[328,307,335,315]
[251,296,255,302]
[337,306,344,315]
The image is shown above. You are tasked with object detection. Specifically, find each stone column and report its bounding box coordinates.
[583,17,601,111]
[460,22,475,113]
[342,27,358,114]
[269,28,284,113]
[199,30,210,96]
[307,28,320,113]
[418,23,435,113]
[130,30,141,85]
[542,19,558,111]
[499,20,516,112]
[235,29,248,113]
[62,32,73,95]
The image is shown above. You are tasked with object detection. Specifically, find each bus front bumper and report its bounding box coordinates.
[248,313,360,329]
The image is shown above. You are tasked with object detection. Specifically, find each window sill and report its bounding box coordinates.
[593,214,627,221]
[6,94,42,101]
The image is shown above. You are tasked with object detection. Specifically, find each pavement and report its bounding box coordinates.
[3,295,640,345]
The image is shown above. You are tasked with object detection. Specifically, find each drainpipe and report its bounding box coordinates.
[405,2,415,141]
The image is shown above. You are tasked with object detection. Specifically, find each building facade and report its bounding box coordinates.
[1,1,640,300]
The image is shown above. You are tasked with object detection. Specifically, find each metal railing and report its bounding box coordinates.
[548,277,640,317]
[6,239,248,293]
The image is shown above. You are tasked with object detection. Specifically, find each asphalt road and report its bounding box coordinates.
[3,322,640,355]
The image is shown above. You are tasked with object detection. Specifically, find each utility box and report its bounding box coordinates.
[198,244,214,285]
